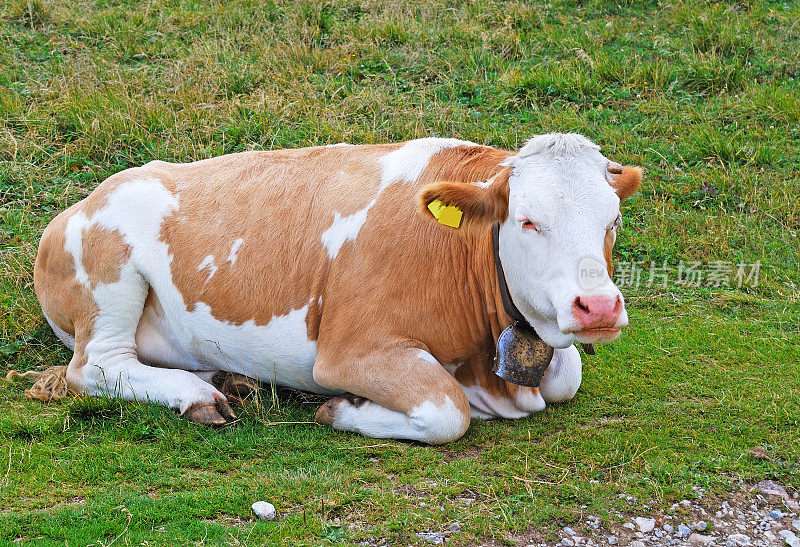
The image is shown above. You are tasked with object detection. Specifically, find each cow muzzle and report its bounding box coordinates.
[565,294,627,343]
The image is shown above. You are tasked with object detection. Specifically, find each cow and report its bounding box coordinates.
[27,133,641,444]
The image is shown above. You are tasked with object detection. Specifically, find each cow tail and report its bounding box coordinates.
[5,366,69,402]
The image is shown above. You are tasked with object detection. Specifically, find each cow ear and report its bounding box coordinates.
[418,176,509,232]
[609,166,642,200]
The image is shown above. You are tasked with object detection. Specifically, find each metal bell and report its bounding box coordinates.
[493,322,555,387]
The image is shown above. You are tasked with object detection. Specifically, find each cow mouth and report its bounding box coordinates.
[571,327,622,343]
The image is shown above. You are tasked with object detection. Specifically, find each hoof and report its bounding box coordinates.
[315,394,366,426]
[185,396,237,426]
[212,372,259,406]
[315,398,341,426]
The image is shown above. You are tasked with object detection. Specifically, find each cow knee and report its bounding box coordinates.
[407,395,470,444]
[539,346,582,403]
[316,393,470,445]
[513,387,546,413]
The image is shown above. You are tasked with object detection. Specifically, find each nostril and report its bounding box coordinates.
[574,297,590,314]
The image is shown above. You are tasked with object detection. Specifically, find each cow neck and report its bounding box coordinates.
[491,222,531,328]
[490,222,595,356]
[490,222,544,343]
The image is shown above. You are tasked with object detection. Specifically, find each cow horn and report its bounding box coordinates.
[607,161,623,174]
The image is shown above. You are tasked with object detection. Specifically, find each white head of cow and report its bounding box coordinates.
[499,133,641,348]
[420,133,642,349]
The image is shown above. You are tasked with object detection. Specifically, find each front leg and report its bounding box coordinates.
[538,346,582,404]
[313,344,471,445]
[448,346,582,420]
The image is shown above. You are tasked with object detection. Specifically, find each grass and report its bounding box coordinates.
[1,0,799,544]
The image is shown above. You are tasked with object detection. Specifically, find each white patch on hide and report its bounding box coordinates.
[321,199,376,259]
[227,238,244,265]
[379,137,475,191]
[321,138,476,259]
[197,255,217,280]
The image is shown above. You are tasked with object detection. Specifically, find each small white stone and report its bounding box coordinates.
[634,517,656,533]
[629,541,645,547]
[607,536,618,545]
[693,520,708,531]
[623,523,636,530]
[779,529,800,547]
[689,533,714,545]
[251,501,276,520]
[448,521,461,532]
[416,532,445,544]
[726,533,751,547]
[564,527,577,536]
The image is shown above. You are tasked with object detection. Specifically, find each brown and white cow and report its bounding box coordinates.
[31,133,641,444]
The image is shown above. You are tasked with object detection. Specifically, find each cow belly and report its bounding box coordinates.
[134,295,338,395]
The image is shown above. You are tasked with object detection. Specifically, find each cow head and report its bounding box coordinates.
[420,133,642,349]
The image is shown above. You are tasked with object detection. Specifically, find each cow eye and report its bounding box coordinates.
[612,214,622,229]
[521,219,539,231]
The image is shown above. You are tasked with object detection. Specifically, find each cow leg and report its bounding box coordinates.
[313,346,471,445]
[63,266,235,425]
[538,346,582,403]
[445,357,546,420]
[211,371,260,406]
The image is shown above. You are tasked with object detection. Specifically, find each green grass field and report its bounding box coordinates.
[1,0,799,544]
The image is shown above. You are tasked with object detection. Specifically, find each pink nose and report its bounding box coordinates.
[572,295,623,330]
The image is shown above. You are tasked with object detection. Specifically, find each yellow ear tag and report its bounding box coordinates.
[427,199,462,228]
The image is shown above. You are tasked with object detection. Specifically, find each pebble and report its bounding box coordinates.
[251,501,276,520]
[689,533,714,545]
[564,527,577,536]
[448,521,461,532]
[629,542,645,547]
[779,530,800,547]
[677,524,692,538]
[623,523,636,530]
[607,536,618,545]
[693,520,708,531]
[560,539,575,547]
[794,520,800,532]
[726,534,751,546]
[664,524,674,534]
[770,510,784,519]
[416,532,445,544]
[634,517,656,533]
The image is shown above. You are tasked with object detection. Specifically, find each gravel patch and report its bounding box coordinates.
[499,480,800,547]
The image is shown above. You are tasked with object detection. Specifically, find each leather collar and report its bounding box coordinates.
[491,222,595,356]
